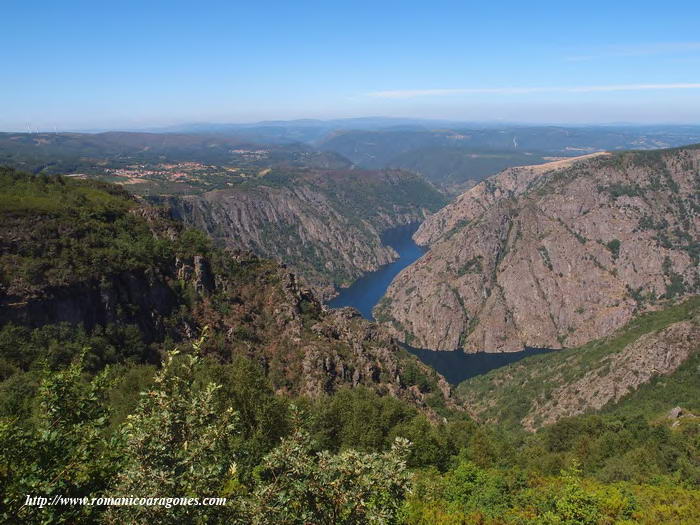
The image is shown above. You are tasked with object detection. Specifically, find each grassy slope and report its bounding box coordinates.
[456,296,700,428]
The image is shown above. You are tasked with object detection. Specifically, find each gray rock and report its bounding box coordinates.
[382,148,700,352]
[668,406,684,419]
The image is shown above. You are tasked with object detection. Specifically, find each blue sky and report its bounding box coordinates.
[2,0,700,130]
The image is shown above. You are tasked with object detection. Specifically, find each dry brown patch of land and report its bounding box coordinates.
[522,152,611,173]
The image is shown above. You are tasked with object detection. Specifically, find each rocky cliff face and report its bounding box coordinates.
[180,254,455,413]
[150,168,445,300]
[379,147,700,351]
[0,170,453,414]
[0,269,179,342]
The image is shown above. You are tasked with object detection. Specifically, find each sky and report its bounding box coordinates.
[2,0,700,130]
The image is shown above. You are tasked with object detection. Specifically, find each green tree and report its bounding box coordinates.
[0,352,120,524]
[390,415,452,470]
[106,334,243,524]
[539,462,603,525]
[249,410,413,524]
[200,356,291,479]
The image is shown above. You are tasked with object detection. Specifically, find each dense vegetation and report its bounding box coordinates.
[2,331,698,523]
[0,167,178,297]
[1,168,698,523]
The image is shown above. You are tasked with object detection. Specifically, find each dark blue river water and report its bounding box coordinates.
[406,345,554,384]
[327,223,554,384]
[327,223,426,320]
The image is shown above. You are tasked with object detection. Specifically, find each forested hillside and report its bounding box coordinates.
[317,125,700,193]
[386,147,550,195]
[1,168,698,524]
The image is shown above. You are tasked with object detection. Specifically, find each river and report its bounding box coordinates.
[327,223,554,384]
[327,223,426,320]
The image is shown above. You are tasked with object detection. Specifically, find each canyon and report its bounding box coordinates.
[149,169,445,300]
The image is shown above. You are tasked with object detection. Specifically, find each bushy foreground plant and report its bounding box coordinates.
[0,334,413,524]
[250,411,412,524]
[0,352,121,524]
[403,459,640,525]
[105,332,243,524]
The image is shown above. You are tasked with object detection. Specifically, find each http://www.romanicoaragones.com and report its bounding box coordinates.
[23,495,227,509]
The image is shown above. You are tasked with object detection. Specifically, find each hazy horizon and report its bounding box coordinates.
[3,1,700,131]
[6,116,700,135]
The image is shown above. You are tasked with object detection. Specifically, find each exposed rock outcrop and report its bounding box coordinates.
[0,269,178,343]
[183,254,456,415]
[521,319,699,430]
[455,298,700,430]
[379,148,700,351]
[149,169,445,300]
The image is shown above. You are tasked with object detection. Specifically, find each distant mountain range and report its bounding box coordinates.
[4,123,700,194]
[151,118,700,147]
[154,120,700,193]
[0,131,348,176]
